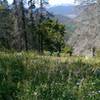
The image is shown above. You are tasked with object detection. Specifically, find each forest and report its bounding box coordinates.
[0,0,66,55]
[0,0,100,100]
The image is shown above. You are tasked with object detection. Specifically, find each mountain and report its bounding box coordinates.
[33,4,100,56]
[68,3,100,56]
[48,5,79,18]
[54,14,76,32]
[32,6,77,42]
[33,7,77,34]
[54,14,77,41]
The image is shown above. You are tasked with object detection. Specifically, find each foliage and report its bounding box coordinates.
[38,19,65,53]
[62,45,73,56]
[0,1,13,49]
[0,52,100,100]
[96,49,100,57]
[0,0,66,53]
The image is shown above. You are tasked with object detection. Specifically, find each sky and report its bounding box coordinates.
[49,0,75,6]
[8,0,75,6]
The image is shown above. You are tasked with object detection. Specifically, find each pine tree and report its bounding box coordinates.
[0,0,13,49]
[12,0,28,51]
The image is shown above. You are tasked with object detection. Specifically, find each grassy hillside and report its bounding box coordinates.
[0,52,100,100]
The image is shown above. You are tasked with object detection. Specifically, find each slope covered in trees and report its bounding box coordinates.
[0,0,66,54]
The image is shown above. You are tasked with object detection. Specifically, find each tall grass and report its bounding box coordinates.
[0,52,100,100]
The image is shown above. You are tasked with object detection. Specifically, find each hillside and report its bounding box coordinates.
[33,7,77,40]
[32,7,76,41]
[53,14,76,41]
[54,15,76,31]
[48,5,89,43]
[48,5,88,19]
[68,3,100,56]
[48,5,78,18]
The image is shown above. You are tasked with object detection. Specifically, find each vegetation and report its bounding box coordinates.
[65,24,76,33]
[0,52,100,100]
[0,0,66,53]
[0,0,100,100]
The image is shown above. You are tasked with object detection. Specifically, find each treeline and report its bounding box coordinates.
[0,0,66,53]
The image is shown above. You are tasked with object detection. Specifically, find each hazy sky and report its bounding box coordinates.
[49,0,75,5]
[8,0,75,6]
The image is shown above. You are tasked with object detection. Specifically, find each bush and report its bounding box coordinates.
[62,45,73,56]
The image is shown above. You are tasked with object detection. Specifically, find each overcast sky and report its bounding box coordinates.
[8,0,75,6]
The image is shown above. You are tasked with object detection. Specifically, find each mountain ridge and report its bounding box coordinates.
[48,5,78,18]
[68,3,100,56]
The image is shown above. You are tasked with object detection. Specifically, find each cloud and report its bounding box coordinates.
[8,0,75,6]
[49,0,75,6]
[8,0,13,4]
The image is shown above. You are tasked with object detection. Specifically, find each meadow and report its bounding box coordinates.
[0,52,100,100]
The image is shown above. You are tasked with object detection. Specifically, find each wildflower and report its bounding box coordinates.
[85,56,89,60]
[34,92,37,96]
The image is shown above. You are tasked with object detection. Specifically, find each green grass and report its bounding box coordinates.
[0,52,100,100]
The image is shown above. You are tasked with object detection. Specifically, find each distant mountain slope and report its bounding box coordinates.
[48,5,76,17]
[48,5,75,14]
[54,14,77,41]
[35,7,77,31]
[54,14,76,32]
[68,3,100,56]
[48,5,81,18]
[32,7,77,41]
